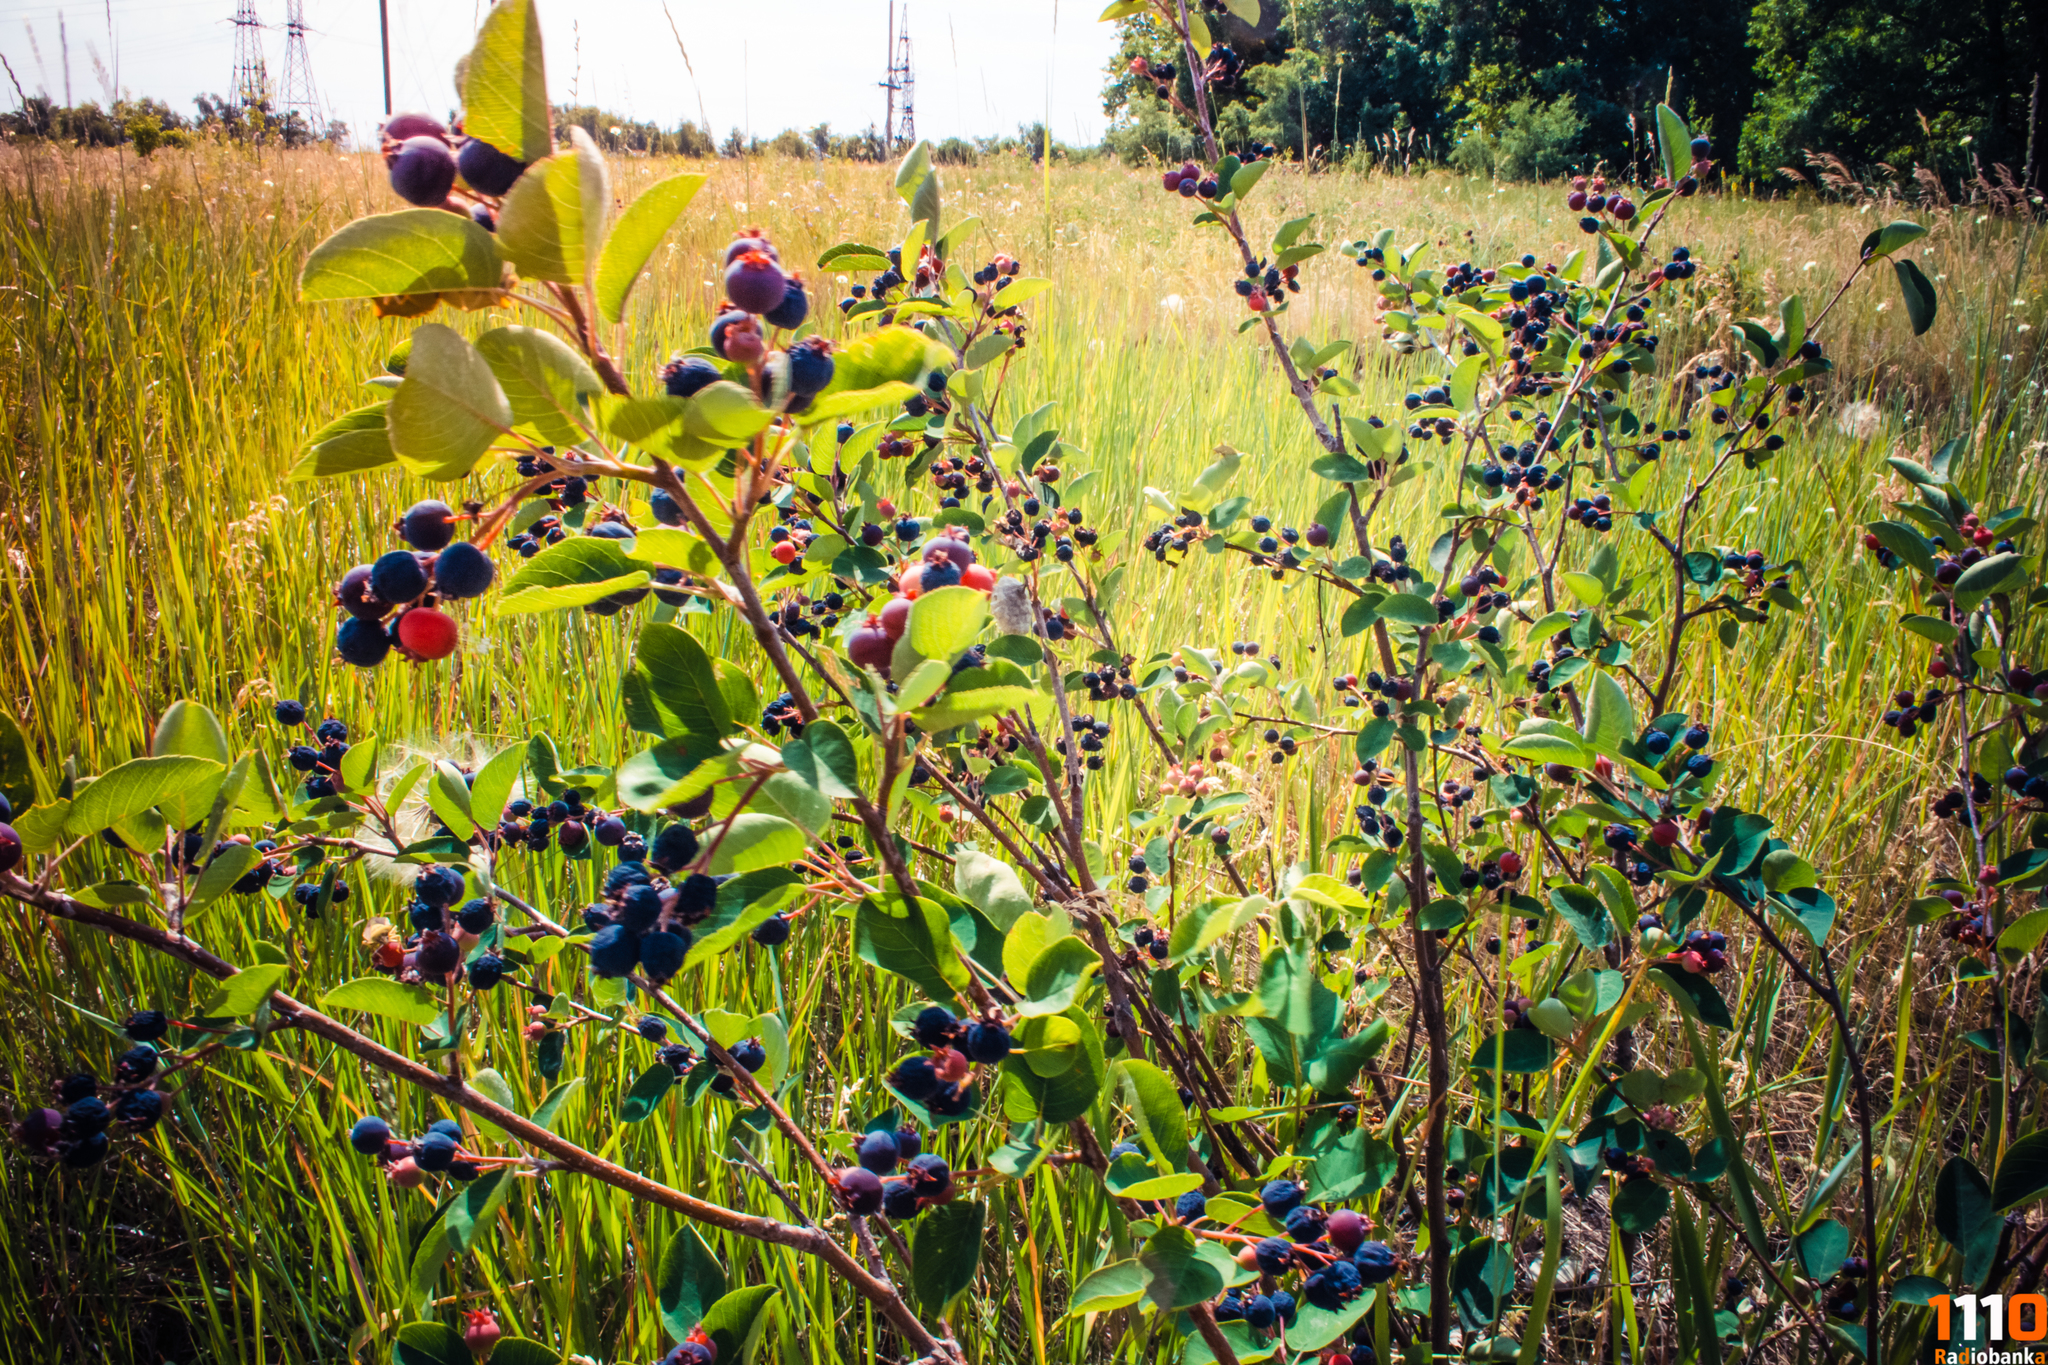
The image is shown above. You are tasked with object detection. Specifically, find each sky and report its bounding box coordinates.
[1,0,1125,146]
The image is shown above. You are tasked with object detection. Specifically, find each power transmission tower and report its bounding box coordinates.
[278,0,321,126]
[881,4,913,152]
[230,0,268,109]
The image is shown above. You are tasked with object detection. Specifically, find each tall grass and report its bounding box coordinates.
[2,139,2047,1363]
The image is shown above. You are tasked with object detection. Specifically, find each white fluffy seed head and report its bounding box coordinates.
[990,576,1034,636]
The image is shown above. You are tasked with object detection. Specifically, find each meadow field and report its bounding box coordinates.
[2,141,2047,1363]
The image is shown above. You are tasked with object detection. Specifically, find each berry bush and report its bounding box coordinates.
[10,2,2048,1363]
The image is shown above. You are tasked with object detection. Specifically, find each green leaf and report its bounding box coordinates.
[532,1077,584,1133]
[483,1342,557,1365]
[1453,1238,1514,1330]
[705,814,805,874]
[1257,946,1339,1041]
[188,843,256,909]
[1119,1059,1191,1171]
[1016,935,1097,1016]
[907,585,988,661]
[498,129,610,286]
[429,760,478,841]
[1894,258,1937,336]
[699,1284,779,1365]
[953,849,1034,931]
[1548,884,1611,951]
[469,742,529,831]
[636,623,734,738]
[498,536,649,614]
[321,977,443,1026]
[800,327,944,423]
[1139,1225,1223,1311]
[0,706,37,814]
[1612,1178,1670,1234]
[1795,1219,1849,1280]
[621,1063,675,1123]
[292,403,396,479]
[1938,1156,2002,1284]
[782,719,860,799]
[1993,1130,2048,1211]
[151,700,228,764]
[1956,551,2025,599]
[197,962,287,1018]
[1376,593,1438,626]
[463,0,550,162]
[857,895,969,1002]
[475,326,601,445]
[66,755,224,837]
[1654,103,1691,186]
[391,1321,469,1365]
[445,1165,515,1252]
[999,1006,1104,1123]
[1065,1259,1146,1314]
[615,732,726,812]
[1860,218,1929,260]
[301,210,501,302]
[387,322,513,481]
[659,1225,728,1342]
[911,1200,985,1314]
[1649,967,1736,1029]
[1580,671,1634,754]
[596,172,707,323]
[818,241,895,272]
[1467,1030,1555,1073]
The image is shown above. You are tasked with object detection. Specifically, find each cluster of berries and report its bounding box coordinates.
[688,232,836,415]
[1667,928,1730,974]
[1125,55,1179,95]
[334,501,495,668]
[1824,1256,1871,1320]
[1941,887,1997,951]
[364,865,509,990]
[1564,493,1616,531]
[276,704,358,801]
[886,1005,1012,1119]
[846,538,999,671]
[1211,1288,1296,1334]
[1158,160,1223,201]
[1603,1144,1658,1182]
[1053,714,1115,772]
[348,1113,491,1187]
[1565,175,1638,234]
[841,1125,957,1219]
[16,1011,171,1167]
[578,824,719,983]
[1637,722,1716,780]
[1212,1181,1401,1314]
[378,110,529,228]
[2000,663,2048,701]
[1478,439,1561,505]
[1129,919,1170,958]
[834,1130,955,1220]
[1155,761,1228,801]
[1234,257,1300,313]
[1880,685,1947,741]
[1932,772,1995,822]
[1078,659,1138,703]
[496,788,637,858]
[2004,765,2048,803]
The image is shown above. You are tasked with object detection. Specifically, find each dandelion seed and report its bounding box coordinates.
[1837,402,1882,439]
[2018,324,2033,334]
[1160,294,1185,314]
[1802,261,1818,271]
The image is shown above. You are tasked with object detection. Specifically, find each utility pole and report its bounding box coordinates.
[230,0,268,109]
[279,0,321,128]
[882,1,895,156]
[379,0,392,115]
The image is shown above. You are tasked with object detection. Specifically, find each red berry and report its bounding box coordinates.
[879,596,912,641]
[1497,851,1524,878]
[771,541,799,565]
[396,607,459,661]
[848,626,893,670]
[1649,819,1681,847]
